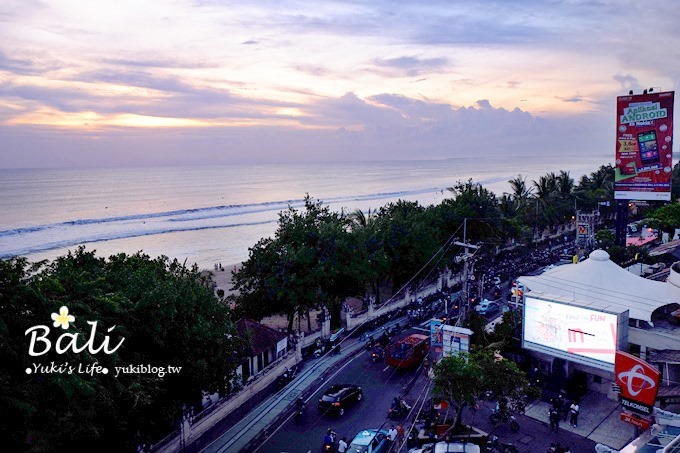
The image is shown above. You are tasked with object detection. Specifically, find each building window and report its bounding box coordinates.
[629,343,641,357]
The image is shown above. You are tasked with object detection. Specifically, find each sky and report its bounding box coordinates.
[1,0,679,168]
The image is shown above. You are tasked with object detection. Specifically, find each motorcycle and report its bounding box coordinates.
[275,366,297,390]
[294,398,306,424]
[483,434,519,453]
[371,347,385,363]
[322,429,337,452]
[330,343,341,356]
[388,397,412,419]
[489,403,520,432]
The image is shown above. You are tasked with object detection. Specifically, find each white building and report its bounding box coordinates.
[518,249,680,404]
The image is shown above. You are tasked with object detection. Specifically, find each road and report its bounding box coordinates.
[260,336,427,453]
[257,320,597,453]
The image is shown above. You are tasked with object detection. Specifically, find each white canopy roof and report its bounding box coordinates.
[518,249,677,322]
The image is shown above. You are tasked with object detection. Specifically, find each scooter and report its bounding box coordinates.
[276,366,297,389]
[322,429,337,452]
[294,397,306,424]
[388,398,411,419]
[489,403,520,432]
[483,434,518,453]
[371,347,385,363]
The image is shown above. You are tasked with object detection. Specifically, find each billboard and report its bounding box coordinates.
[522,296,625,371]
[430,319,443,349]
[615,351,661,416]
[442,325,472,358]
[614,91,675,201]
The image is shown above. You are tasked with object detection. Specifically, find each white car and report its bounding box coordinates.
[408,442,481,453]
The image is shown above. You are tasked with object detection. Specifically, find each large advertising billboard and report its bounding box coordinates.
[522,296,625,371]
[615,351,661,416]
[615,91,675,201]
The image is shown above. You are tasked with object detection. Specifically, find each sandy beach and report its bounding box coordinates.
[208,263,242,298]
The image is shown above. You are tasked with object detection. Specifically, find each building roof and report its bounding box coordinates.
[518,249,677,323]
[236,318,287,356]
[649,349,680,365]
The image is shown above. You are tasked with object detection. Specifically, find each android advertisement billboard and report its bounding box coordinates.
[614,91,675,201]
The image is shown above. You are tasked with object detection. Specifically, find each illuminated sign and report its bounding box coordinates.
[442,325,472,358]
[615,351,661,416]
[614,91,675,201]
[620,411,652,430]
[522,296,622,371]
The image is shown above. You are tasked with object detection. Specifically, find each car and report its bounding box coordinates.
[318,384,363,416]
[477,301,500,316]
[348,429,389,453]
[408,442,481,453]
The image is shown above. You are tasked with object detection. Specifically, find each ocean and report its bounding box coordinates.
[0,155,610,269]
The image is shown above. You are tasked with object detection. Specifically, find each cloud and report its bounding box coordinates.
[100,57,217,69]
[371,56,448,77]
[0,51,36,75]
[0,91,614,168]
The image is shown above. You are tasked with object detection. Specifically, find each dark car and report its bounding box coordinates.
[318,384,363,416]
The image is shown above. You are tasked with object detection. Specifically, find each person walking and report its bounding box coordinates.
[388,425,398,443]
[569,401,580,427]
[549,406,560,433]
[337,436,348,453]
[396,423,405,445]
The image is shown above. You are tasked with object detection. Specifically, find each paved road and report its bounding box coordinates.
[261,338,426,453]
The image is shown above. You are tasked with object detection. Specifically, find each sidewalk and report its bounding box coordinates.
[524,391,633,451]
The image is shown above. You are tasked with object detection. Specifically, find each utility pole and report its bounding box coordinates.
[454,218,479,323]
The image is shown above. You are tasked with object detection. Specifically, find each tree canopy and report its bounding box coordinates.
[432,349,537,428]
[0,248,240,451]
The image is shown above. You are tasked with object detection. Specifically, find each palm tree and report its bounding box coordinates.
[556,170,574,197]
[533,172,558,202]
[509,174,533,201]
[348,208,376,231]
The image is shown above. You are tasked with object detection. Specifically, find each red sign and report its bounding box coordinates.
[615,351,661,415]
[620,411,651,430]
[614,91,675,201]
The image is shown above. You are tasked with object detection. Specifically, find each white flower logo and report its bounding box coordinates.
[51,306,75,330]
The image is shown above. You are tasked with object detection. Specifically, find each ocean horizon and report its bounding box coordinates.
[0,155,611,269]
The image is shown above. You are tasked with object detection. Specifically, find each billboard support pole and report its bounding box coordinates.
[615,200,628,246]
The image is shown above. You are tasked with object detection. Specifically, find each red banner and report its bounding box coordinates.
[614,91,675,201]
[620,411,651,430]
[615,351,661,415]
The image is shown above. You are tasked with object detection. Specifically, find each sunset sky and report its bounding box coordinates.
[1,0,678,168]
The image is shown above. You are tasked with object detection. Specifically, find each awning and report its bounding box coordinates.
[518,249,675,322]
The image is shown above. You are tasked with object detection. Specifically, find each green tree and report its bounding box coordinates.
[595,229,616,249]
[0,248,240,451]
[376,200,440,289]
[433,349,535,430]
[232,195,358,331]
[348,209,389,304]
[647,202,680,235]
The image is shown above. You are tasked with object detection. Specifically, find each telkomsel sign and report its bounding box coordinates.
[614,91,675,201]
[615,351,661,416]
